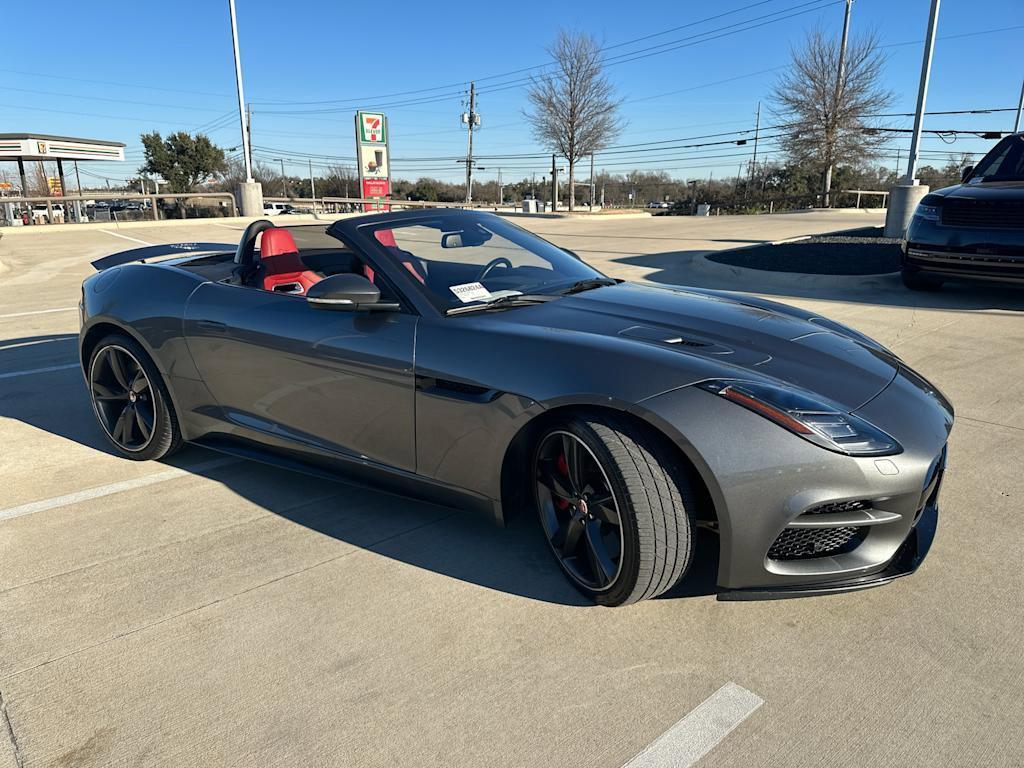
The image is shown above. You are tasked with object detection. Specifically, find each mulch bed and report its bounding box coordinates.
[707,226,901,275]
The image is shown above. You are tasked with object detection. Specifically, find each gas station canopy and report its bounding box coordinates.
[1,133,127,225]
[0,133,125,162]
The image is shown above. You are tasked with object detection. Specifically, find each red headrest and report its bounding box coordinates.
[260,228,298,258]
[375,229,397,247]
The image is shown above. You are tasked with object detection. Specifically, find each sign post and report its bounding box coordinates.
[355,111,390,212]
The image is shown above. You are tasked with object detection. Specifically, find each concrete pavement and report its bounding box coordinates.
[1,211,1022,767]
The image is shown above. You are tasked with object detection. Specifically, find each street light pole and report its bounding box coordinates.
[884,0,941,238]
[905,0,941,182]
[227,0,253,183]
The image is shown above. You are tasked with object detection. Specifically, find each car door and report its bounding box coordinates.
[183,281,417,472]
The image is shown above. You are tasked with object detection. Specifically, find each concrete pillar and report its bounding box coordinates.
[883,182,930,239]
[236,181,263,217]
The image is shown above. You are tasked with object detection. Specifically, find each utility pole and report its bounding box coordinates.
[1015,77,1024,132]
[308,159,316,211]
[749,101,761,184]
[497,167,503,206]
[275,158,287,197]
[228,0,253,182]
[551,154,558,211]
[824,0,853,208]
[464,82,477,204]
[589,154,595,211]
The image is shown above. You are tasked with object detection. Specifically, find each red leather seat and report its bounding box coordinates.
[364,229,427,285]
[260,228,321,294]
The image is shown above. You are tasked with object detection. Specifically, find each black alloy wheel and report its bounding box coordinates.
[90,345,156,451]
[535,430,623,592]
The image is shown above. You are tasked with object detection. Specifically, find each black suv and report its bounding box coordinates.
[903,133,1024,290]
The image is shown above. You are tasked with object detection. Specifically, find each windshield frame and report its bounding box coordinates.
[342,210,607,316]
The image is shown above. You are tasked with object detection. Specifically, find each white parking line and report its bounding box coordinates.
[0,457,236,522]
[0,363,80,380]
[1,337,75,351]
[98,229,154,246]
[623,683,763,768]
[0,307,77,320]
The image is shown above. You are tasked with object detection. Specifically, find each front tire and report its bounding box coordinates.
[533,413,695,606]
[87,334,182,461]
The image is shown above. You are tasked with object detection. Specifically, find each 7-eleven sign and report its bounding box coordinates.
[357,112,386,144]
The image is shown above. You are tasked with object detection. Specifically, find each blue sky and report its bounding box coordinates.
[2,0,1021,187]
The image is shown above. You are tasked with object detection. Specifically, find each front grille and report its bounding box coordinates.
[768,526,867,561]
[941,199,1024,229]
[805,499,871,515]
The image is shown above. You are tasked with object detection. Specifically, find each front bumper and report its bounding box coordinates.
[636,365,952,598]
[904,217,1024,283]
[719,494,938,600]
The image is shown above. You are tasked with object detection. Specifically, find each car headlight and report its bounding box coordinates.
[912,194,944,222]
[696,380,902,456]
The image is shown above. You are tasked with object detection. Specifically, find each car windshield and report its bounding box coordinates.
[355,213,606,312]
[970,135,1024,182]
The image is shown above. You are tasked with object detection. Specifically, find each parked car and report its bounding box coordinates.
[903,132,1024,289]
[263,202,294,216]
[646,201,670,209]
[80,211,951,606]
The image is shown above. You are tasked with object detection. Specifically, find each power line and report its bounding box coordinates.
[249,0,794,107]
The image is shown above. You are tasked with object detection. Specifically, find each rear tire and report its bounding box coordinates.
[87,334,182,461]
[901,266,943,291]
[533,412,695,606]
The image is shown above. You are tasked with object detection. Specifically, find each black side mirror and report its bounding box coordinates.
[960,165,974,183]
[306,273,400,311]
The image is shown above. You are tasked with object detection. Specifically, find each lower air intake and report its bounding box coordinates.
[768,526,866,561]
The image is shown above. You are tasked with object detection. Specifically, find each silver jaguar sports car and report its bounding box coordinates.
[79,210,953,606]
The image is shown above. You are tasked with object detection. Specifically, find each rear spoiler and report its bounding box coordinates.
[91,242,235,271]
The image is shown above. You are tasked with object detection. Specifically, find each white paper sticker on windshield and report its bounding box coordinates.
[450,282,492,303]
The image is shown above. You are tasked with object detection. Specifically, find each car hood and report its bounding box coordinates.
[514,282,899,411]
[930,181,1024,200]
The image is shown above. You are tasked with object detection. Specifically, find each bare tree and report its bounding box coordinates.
[771,27,893,206]
[524,30,623,211]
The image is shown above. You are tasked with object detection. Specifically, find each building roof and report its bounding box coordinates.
[0,133,125,147]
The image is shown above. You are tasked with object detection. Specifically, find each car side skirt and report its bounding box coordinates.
[192,433,500,523]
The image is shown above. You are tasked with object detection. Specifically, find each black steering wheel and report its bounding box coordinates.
[476,256,513,281]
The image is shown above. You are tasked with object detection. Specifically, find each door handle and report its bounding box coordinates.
[197,320,228,333]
